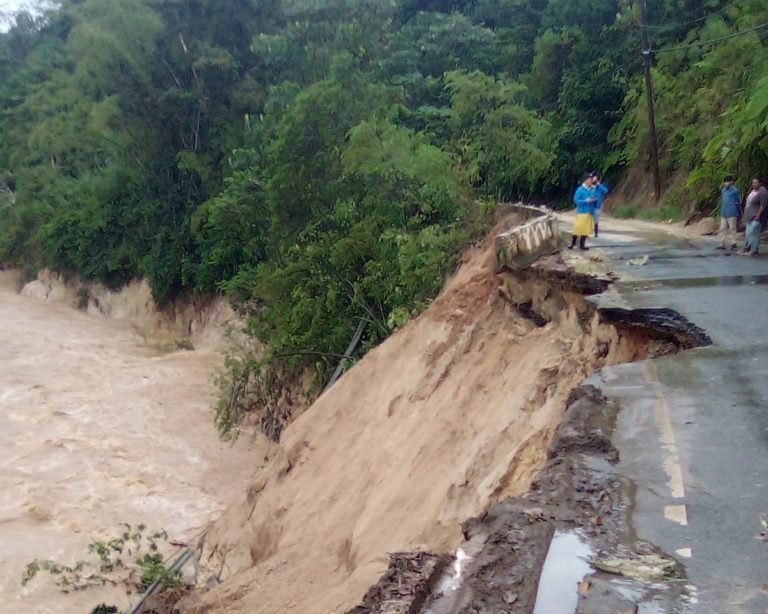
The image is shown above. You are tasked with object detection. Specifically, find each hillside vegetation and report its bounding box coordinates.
[1,0,766,435]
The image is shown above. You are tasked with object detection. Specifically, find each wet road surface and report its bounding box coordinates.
[588,221,768,612]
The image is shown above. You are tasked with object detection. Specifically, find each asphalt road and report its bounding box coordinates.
[587,220,768,613]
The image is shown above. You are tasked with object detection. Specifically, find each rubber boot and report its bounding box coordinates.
[579,236,589,251]
[569,235,576,249]
[594,223,599,238]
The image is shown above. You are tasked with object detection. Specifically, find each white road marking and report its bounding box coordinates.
[644,362,687,500]
[665,504,689,526]
[608,286,690,535]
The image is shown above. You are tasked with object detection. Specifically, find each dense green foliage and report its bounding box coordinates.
[611,0,768,211]
[1,0,766,436]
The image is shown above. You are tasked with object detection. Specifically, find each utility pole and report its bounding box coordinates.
[638,0,662,202]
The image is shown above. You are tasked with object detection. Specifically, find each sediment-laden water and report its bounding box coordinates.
[0,279,257,613]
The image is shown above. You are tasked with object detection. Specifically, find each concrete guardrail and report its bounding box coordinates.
[495,204,562,271]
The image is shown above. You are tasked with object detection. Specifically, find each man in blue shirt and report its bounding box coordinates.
[591,172,609,238]
[717,175,740,251]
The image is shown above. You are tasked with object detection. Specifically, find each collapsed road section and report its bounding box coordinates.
[347,385,700,614]
[151,213,712,614]
[346,266,711,614]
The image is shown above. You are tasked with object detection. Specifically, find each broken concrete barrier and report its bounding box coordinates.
[495,204,561,271]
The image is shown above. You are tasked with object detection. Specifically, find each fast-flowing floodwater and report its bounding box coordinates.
[0,278,258,612]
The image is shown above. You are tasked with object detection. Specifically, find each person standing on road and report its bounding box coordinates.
[591,173,609,238]
[717,175,740,251]
[569,174,596,251]
[742,177,768,257]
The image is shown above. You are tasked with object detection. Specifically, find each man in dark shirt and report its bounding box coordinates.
[717,175,740,251]
[742,177,768,256]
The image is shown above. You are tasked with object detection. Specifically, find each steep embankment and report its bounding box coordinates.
[16,268,238,352]
[179,230,658,613]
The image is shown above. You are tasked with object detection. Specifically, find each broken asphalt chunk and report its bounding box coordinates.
[591,554,676,582]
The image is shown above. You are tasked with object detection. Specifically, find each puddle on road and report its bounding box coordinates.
[609,577,680,614]
[533,532,690,614]
[532,530,594,614]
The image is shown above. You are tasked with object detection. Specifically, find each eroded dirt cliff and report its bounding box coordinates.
[177,228,686,614]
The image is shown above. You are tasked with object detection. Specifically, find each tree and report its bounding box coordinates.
[445,70,554,200]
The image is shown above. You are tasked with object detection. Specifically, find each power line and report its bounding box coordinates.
[634,0,765,200]
[643,4,735,30]
[651,21,768,54]
[644,13,712,29]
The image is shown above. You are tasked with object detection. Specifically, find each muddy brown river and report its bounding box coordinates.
[0,279,257,612]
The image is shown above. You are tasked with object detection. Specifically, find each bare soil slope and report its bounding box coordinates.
[182,230,650,614]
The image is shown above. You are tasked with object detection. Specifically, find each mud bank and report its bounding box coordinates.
[170,233,708,614]
[4,268,239,351]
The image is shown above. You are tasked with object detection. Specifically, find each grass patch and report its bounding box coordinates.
[639,203,688,223]
[609,201,687,223]
[611,202,640,219]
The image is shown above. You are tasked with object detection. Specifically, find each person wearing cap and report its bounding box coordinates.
[717,175,740,251]
[569,174,596,250]
[591,172,609,238]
